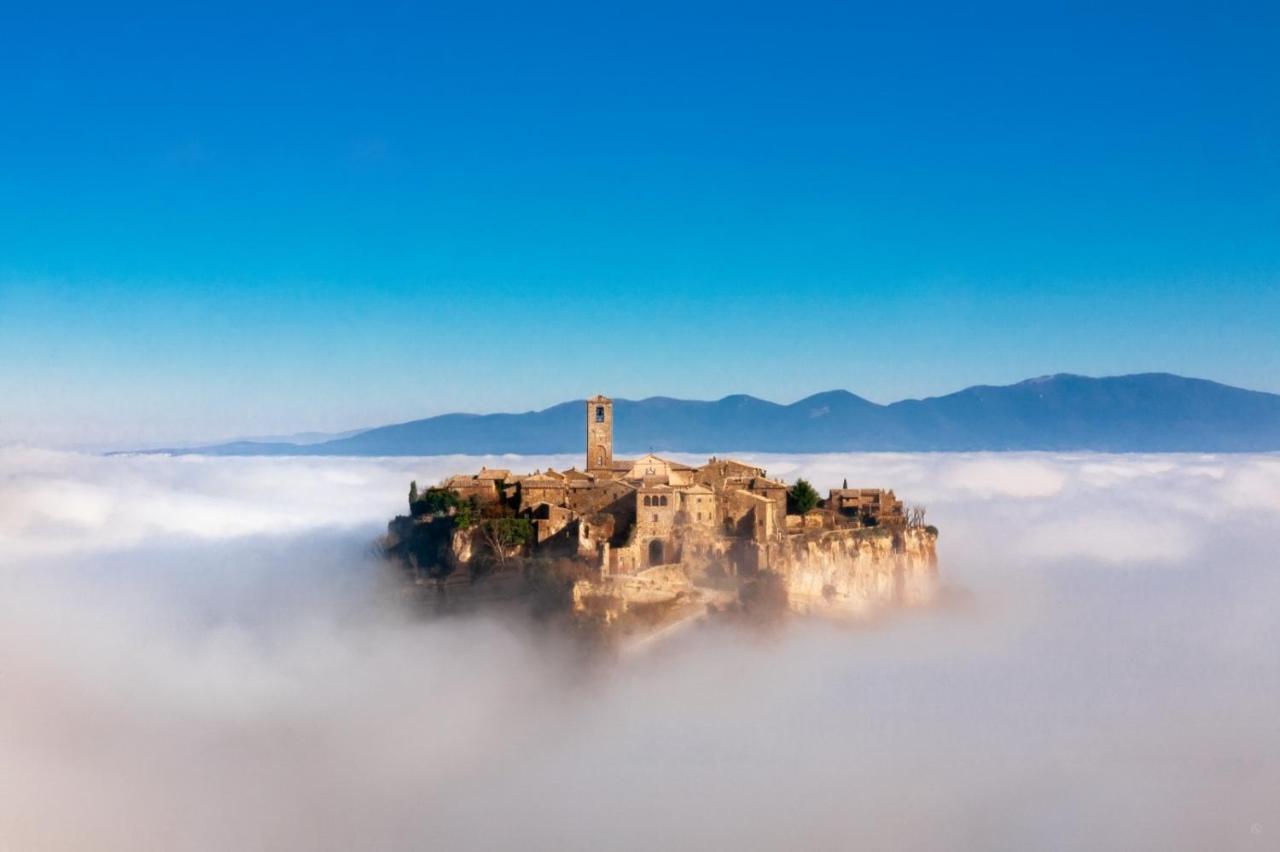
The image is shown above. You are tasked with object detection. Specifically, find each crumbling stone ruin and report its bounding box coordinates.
[383,395,938,634]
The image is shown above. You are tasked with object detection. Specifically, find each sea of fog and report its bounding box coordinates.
[1,448,1277,851]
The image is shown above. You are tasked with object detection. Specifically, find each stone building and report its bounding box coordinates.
[442,466,512,502]
[431,395,906,577]
[827,487,904,523]
[586,394,614,472]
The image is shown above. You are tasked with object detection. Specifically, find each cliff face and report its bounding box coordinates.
[385,510,940,633]
[778,528,938,616]
[567,527,939,627]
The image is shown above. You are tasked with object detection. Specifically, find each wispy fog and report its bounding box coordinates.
[2,448,1277,851]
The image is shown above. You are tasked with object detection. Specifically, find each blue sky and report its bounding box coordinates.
[2,1,1277,446]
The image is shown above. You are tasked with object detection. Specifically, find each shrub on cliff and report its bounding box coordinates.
[411,487,462,518]
[452,498,477,529]
[482,517,533,548]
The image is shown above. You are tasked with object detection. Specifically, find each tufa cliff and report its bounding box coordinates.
[380,394,940,643]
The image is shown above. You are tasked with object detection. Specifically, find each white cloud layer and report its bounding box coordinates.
[1,448,1278,851]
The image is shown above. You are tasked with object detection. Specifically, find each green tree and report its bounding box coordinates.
[418,488,461,516]
[458,493,481,527]
[788,478,820,514]
[478,517,533,570]
[484,517,533,548]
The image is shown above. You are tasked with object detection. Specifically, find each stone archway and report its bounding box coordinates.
[647,539,664,566]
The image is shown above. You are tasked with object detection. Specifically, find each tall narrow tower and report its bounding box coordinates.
[586,395,613,472]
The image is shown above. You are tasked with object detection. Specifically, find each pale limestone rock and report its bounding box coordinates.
[780,528,938,616]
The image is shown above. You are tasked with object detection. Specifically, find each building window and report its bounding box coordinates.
[643,495,651,507]
[595,406,605,422]
[652,514,658,523]
[659,495,668,507]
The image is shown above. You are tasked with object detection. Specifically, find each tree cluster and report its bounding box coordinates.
[410,485,465,519]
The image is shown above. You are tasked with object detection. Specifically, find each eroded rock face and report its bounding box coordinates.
[386,511,939,632]
[566,529,939,624]
[571,565,699,623]
[779,528,938,616]
[450,527,475,566]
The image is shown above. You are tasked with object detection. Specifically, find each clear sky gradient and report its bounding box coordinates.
[2,1,1277,446]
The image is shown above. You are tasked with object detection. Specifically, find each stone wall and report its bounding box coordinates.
[567,479,633,515]
[521,482,568,510]
[533,504,574,543]
[677,488,717,529]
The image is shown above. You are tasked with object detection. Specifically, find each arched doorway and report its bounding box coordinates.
[647,539,664,566]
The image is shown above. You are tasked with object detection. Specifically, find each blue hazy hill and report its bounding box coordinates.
[156,374,1280,456]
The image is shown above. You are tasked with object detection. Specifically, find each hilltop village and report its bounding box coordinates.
[383,395,938,635]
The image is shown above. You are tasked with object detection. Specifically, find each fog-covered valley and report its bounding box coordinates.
[2,448,1276,851]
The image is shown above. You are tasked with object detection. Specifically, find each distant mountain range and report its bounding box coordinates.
[141,374,1280,456]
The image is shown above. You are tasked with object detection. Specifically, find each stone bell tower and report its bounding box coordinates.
[586,395,613,472]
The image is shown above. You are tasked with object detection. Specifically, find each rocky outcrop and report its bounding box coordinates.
[778,527,938,616]
[385,510,940,633]
[567,528,939,626]
[450,526,476,566]
[571,565,692,622]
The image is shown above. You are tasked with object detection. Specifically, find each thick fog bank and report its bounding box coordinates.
[1,448,1277,851]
